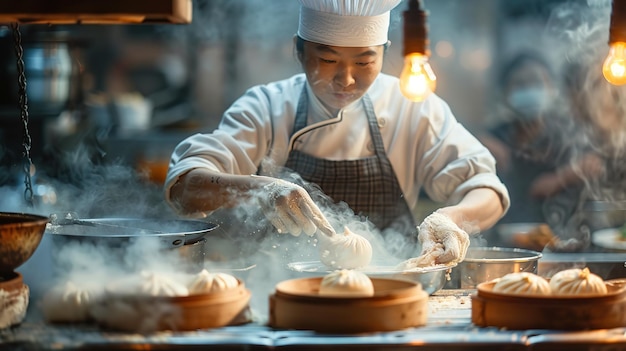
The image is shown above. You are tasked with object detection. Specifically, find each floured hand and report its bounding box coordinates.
[253,176,335,237]
[399,212,469,269]
[396,243,445,270]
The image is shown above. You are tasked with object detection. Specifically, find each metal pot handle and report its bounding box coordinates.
[162,235,186,249]
[49,212,166,234]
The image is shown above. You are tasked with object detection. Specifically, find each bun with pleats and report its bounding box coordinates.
[110,271,189,297]
[319,226,372,269]
[492,272,552,295]
[41,281,102,323]
[549,267,607,296]
[319,269,374,297]
[187,269,239,294]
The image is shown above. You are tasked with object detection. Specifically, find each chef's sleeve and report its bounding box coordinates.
[416,96,511,214]
[164,86,275,201]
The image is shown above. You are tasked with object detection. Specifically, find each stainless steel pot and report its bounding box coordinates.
[449,247,542,289]
[45,217,218,273]
[0,30,74,117]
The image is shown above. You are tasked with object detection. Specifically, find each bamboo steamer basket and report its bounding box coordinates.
[471,279,626,330]
[269,277,428,333]
[0,272,30,329]
[94,278,251,332]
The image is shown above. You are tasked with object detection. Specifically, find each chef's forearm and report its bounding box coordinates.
[436,188,504,234]
[169,168,263,214]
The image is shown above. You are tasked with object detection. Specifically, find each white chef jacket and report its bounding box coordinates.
[165,73,510,217]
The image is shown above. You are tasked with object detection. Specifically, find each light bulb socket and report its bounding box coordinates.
[609,0,626,43]
[403,0,429,57]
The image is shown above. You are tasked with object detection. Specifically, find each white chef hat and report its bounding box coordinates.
[297,0,402,47]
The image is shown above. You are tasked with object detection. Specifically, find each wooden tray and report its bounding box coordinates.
[93,279,251,332]
[0,0,192,24]
[269,277,428,333]
[471,279,626,330]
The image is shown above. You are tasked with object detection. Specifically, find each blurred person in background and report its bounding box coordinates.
[164,0,510,266]
[479,53,603,250]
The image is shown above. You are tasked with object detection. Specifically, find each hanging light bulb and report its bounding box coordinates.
[399,0,436,102]
[603,42,626,85]
[400,53,437,101]
[603,0,626,85]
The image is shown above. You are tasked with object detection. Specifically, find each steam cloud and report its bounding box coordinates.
[493,0,626,252]
[3,0,624,328]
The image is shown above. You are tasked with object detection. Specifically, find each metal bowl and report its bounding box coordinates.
[0,212,49,276]
[453,247,542,289]
[286,260,455,295]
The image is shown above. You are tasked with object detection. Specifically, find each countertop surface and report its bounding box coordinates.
[2,289,626,351]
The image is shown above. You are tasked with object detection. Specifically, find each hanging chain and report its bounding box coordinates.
[10,22,34,207]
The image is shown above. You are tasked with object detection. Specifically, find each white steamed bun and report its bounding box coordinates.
[41,281,102,323]
[187,269,239,294]
[318,269,374,297]
[110,271,189,297]
[319,226,372,269]
[492,272,551,296]
[549,267,607,296]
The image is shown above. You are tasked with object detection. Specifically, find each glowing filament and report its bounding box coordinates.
[603,41,626,85]
[399,53,437,102]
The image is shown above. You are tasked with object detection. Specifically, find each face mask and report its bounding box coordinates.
[507,87,550,120]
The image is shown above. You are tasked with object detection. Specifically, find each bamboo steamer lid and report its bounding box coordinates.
[269,277,428,333]
[471,279,626,330]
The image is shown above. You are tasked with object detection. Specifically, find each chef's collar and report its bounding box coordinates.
[297,0,402,47]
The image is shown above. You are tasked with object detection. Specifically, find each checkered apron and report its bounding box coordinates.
[284,88,417,240]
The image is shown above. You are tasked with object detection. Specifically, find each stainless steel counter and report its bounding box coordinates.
[2,289,626,351]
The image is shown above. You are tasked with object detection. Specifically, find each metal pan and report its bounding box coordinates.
[46,217,219,272]
[46,216,217,249]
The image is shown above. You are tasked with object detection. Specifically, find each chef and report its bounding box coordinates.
[164,0,510,266]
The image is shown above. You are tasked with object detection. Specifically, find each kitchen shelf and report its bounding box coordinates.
[0,0,191,24]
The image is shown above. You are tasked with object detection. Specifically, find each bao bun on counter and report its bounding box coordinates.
[40,269,251,332]
[472,267,626,330]
[318,269,374,297]
[490,268,608,297]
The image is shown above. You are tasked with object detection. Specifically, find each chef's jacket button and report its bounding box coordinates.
[367,142,375,152]
[377,117,386,129]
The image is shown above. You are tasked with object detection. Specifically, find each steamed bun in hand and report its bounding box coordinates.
[318,226,372,269]
[549,267,607,296]
[492,272,552,296]
[319,269,374,297]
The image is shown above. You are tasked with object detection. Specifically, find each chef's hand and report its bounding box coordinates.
[252,175,336,237]
[419,211,470,264]
[400,212,469,269]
